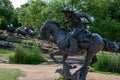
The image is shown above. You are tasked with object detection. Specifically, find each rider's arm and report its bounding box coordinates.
[76,12,94,25]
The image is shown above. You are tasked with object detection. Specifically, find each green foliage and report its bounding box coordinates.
[0,68,24,80]
[9,44,48,64]
[93,53,120,74]
[0,0,15,29]
[6,38,22,43]
[22,40,36,46]
[6,38,36,46]
[0,49,14,56]
[17,0,66,33]
[0,35,7,40]
[90,18,120,41]
[107,0,120,22]
[54,76,62,80]
[16,0,120,41]
[89,68,120,76]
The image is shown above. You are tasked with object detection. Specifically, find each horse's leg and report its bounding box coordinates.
[89,55,98,67]
[73,51,97,80]
[81,52,97,80]
[62,53,68,63]
[50,50,62,63]
[51,51,73,80]
[62,54,76,69]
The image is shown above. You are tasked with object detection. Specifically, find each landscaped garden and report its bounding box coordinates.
[0,0,120,80]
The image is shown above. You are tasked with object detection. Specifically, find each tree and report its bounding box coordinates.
[107,0,120,21]
[0,0,14,30]
[16,0,120,41]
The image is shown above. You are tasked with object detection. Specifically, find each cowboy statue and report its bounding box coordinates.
[61,7,94,54]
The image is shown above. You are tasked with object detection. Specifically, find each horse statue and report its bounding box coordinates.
[117,42,120,52]
[16,26,35,37]
[7,24,16,33]
[38,21,119,80]
[103,39,119,52]
[27,29,35,37]
[16,27,28,37]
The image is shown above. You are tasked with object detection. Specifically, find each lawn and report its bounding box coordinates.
[93,52,120,74]
[0,49,14,56]
[0,68,25,80]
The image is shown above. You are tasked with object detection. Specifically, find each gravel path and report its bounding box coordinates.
[0,64,120,80]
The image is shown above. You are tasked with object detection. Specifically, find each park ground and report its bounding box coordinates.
[0,63,120,80]
[0,41,120,80]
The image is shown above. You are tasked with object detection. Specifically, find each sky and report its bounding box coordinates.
[10,0,28,8]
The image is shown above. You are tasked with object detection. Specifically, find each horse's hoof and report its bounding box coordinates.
[66,64,77,69]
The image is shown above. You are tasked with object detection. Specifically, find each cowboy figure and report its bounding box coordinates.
[61,7,94,54]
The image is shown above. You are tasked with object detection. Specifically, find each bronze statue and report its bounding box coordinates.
[38,21,119,80]
[7,24,16,33]
[16,26,35,37]
[117,42,120,52]
[61,7,94,55]
[38,6,119,80]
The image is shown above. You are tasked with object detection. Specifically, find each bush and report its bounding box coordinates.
[9,43,47,64]
[6,38,22,43]
[22,40,36,46]
[93,52,120,74]
[0,35,7,40]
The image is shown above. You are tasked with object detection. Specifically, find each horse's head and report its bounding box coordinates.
[38,23,49,40]
[38,21,60,40]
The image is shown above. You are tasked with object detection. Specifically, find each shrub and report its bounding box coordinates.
[22,40,36,46]
[0,35,6,40]
[9,43,47,64]
[93,52,120,74]
[6,38,22,43]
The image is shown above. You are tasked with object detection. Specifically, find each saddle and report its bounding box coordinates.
[77,30,92,42]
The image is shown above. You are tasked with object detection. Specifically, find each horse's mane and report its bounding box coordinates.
[46,21,70,32]
[47,21,61,28]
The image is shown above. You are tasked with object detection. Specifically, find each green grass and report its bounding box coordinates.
[54,76,62,80]
[0,68,25,80]
[0,49,14,56]
[89,67,120,76]
[9,44,48,64]
[6,38,22,43]
[93,52,120,74]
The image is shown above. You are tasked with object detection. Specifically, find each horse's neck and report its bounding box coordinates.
[51,26,66,42]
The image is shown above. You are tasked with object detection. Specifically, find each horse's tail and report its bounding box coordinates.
[103,38,119,52]
[117,42,120,52]
[103,39,108,51]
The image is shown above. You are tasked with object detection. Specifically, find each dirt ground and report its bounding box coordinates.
[0,63,120,80]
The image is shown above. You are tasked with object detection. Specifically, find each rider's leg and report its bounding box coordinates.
[68,37,78,54]
[68,28,79,54]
